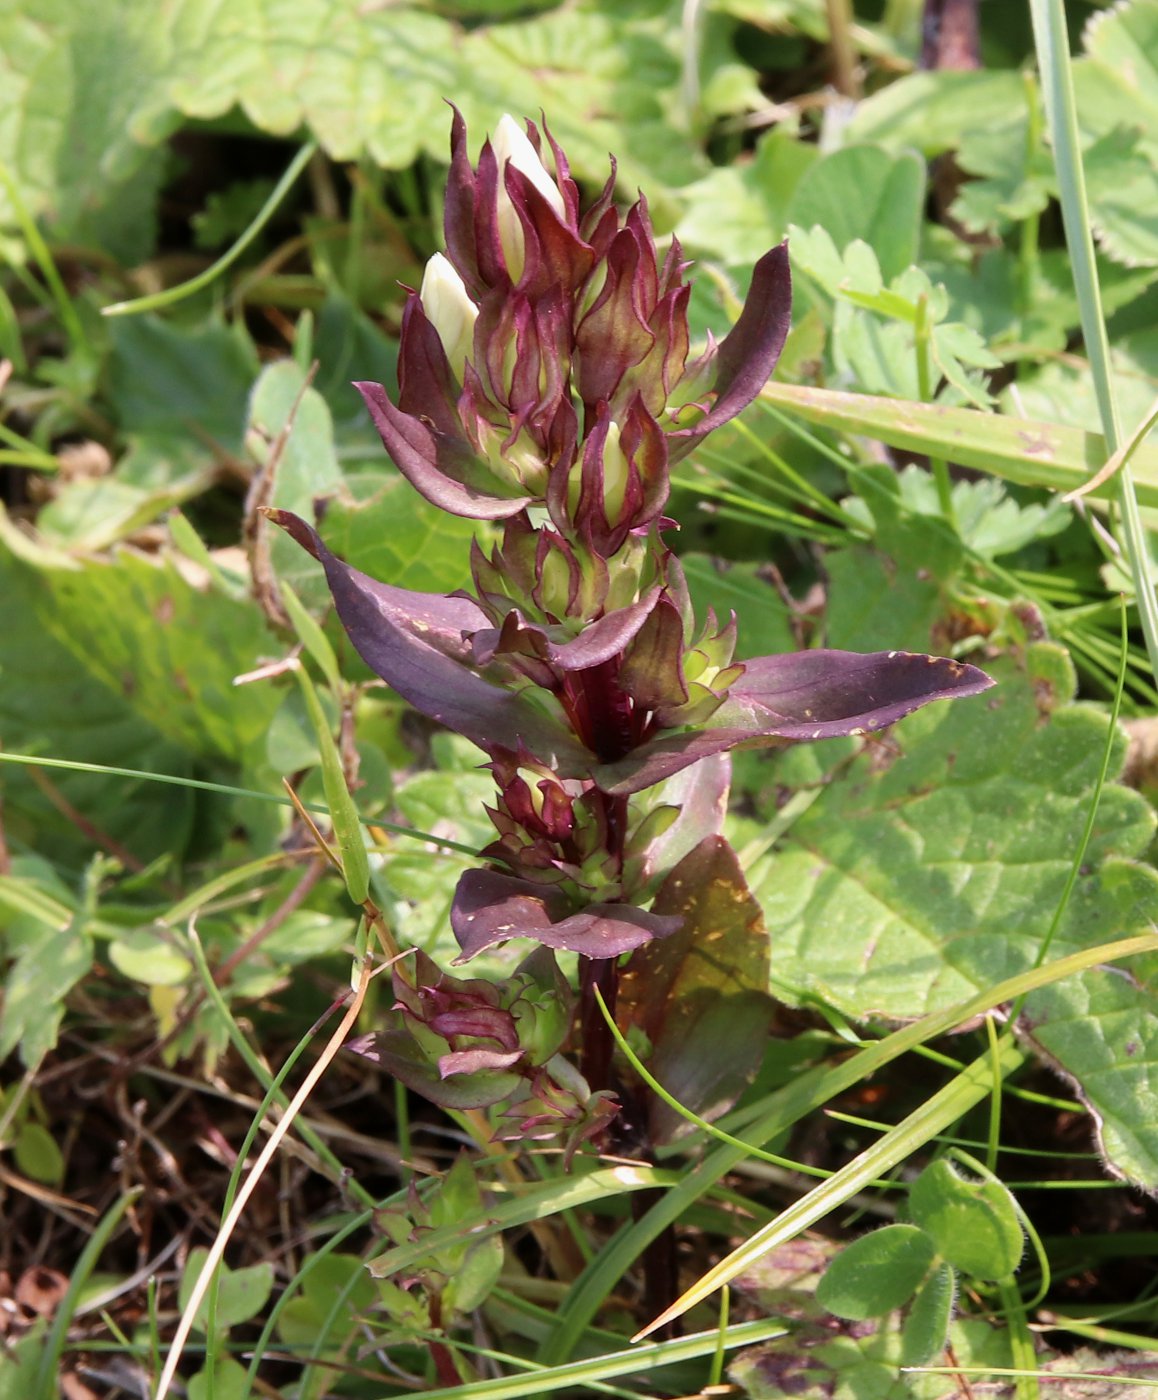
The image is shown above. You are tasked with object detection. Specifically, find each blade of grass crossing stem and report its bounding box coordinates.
[362,1319,790,1400]
[758,384,1158,508]
[0,750,479,855]
[241,1208,377,1397]
[1065,393,1158,503]
[281,579,342,693]
[594,986,895,1186]
[541,930,1158,1362]
[200,961,347,1384]
[155,948,376,1400]
[187,930,376,1208]
[366,1165,677,1281]
[289,658,367,900]
[0,164,89,357]
[102,142,316,317]
[1029,0,1158,685]
[33,1189,142,1400]
[633,1037,1029,1340]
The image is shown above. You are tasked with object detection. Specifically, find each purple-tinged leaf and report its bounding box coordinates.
[347,1029,523,1109]
[621,835,772,1144]
[506,164,595,300]
[726,649,994,740]
[669,243,792,461]
[620,594,688,711]
[439,1047,525,1078]
[574,227,654,409]
[471,587,663,674]
[395,294,464,435]
[594,649,994,795]
[355,380,530,521]
[452,867,681,962]
[635,753,732,891]
[266,511,594,770]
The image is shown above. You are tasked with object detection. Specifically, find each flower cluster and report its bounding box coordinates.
[272,111,992,1117]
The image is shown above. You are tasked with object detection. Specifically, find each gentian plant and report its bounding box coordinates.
[270,111,992,1158]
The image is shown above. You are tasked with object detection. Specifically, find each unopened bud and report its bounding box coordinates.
[601,420,629,522]
[492,114,566,281]
[420,252,478,379]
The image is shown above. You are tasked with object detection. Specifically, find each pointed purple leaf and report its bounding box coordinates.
[725,649,994,739]
[669,242,792,461]
[355,380,530,521]
[266,511,593,770]
[594,649,994,795]
[452,867,681,962]
[471,587,663,674]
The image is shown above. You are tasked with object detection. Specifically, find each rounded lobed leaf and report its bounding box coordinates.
[815,1223,936,1320]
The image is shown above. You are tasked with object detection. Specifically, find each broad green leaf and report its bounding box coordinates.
[275,1253,376,1351]
[676,127,818,267]
[0,551,198,866]
[320,476,481,597]
[1010,328,1158,439]
[0,2,696,242]
[815,1224,935,1319]
[786,145,925,283]
[750,643,1158,1189]
[758,382,1158,510]
[0,509,279,762]
[178,1249,274,1334]
[1085,126,1158,269]
[846,69,1029,156]
[621,836,773,1143]
[909,1161,1024,1281]
[107,316,260,457]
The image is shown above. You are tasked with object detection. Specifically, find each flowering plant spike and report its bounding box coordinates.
[271,110,993,1128]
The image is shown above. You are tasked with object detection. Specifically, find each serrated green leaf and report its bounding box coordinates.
[750,643,1158,1188]
[909,1161,1024,1281]
[1,1,696,247]
[786,145,925,283]
[816,1224,935,1320]
[677,127,818,267]
[1073,0,1158,158]
[1084,125,1158,269]
[0,508,279,762]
